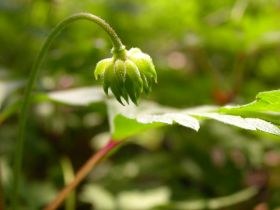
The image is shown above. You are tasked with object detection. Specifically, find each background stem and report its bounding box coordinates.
[44,139,121,210]
[0,162,4,210]
[173,186,259,210]
[13,12,124,209]
[60,157,75,210]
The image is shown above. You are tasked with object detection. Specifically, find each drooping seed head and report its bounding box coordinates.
[94,46,157,105]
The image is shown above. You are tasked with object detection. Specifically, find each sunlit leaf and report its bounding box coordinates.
[189,112,280,136]
[80,184,116,210]
[117,187,170,210]
[107,100,200,140]
[47,86,105,106]
[222,89,280,113]
[220,89,280,125]
[43,87,280,139]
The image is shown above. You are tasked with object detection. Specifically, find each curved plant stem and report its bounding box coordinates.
[44,139,121,210]
[173,186,259,210]
[13,12,124,209]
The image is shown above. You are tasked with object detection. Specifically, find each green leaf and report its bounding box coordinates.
[80,184,115,210]
[189,112,280,136]
[220,89,280,125]
[107,100,200,140]
[40,87,280,139]
[111,114,163,141]
[222,89,280,112]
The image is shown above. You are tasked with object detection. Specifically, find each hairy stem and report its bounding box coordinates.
[13,12,124,209]
[44,139,121,210]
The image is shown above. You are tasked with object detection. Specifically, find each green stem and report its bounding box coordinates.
[172,186,259,210]
[13,12,124,209]
[60,157,75,210]
[0,161,5,210]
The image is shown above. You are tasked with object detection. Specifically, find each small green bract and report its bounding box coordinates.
[94,47,157,105]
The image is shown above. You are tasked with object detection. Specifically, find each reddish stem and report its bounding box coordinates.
[44,139,122,210]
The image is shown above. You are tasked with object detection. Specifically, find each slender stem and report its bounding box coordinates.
[60,157,75,210]
[13,12,124,209]
[173,186,259,210]
[44,139,121,210]
[0,162,4,210]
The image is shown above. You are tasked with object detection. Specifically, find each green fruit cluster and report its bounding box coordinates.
[94,47,157,105]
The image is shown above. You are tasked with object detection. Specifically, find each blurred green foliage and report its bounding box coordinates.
[0,0,280,209]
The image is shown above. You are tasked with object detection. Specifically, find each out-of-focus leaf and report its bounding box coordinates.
[0,80,23,108]
[46,86,105,106]
[0,101,21,124]
[79,184,116,210]
[80,185,171,210]
[117,187,170,210]
[26,182,57,209]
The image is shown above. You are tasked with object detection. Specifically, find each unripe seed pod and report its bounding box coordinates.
[93,46,157,105]
[103,63,114,95]
[114,60,126,82]
[128,49,157,83]
[94,58,112,80]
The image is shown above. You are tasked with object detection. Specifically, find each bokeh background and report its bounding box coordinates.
[0,0,280,209]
